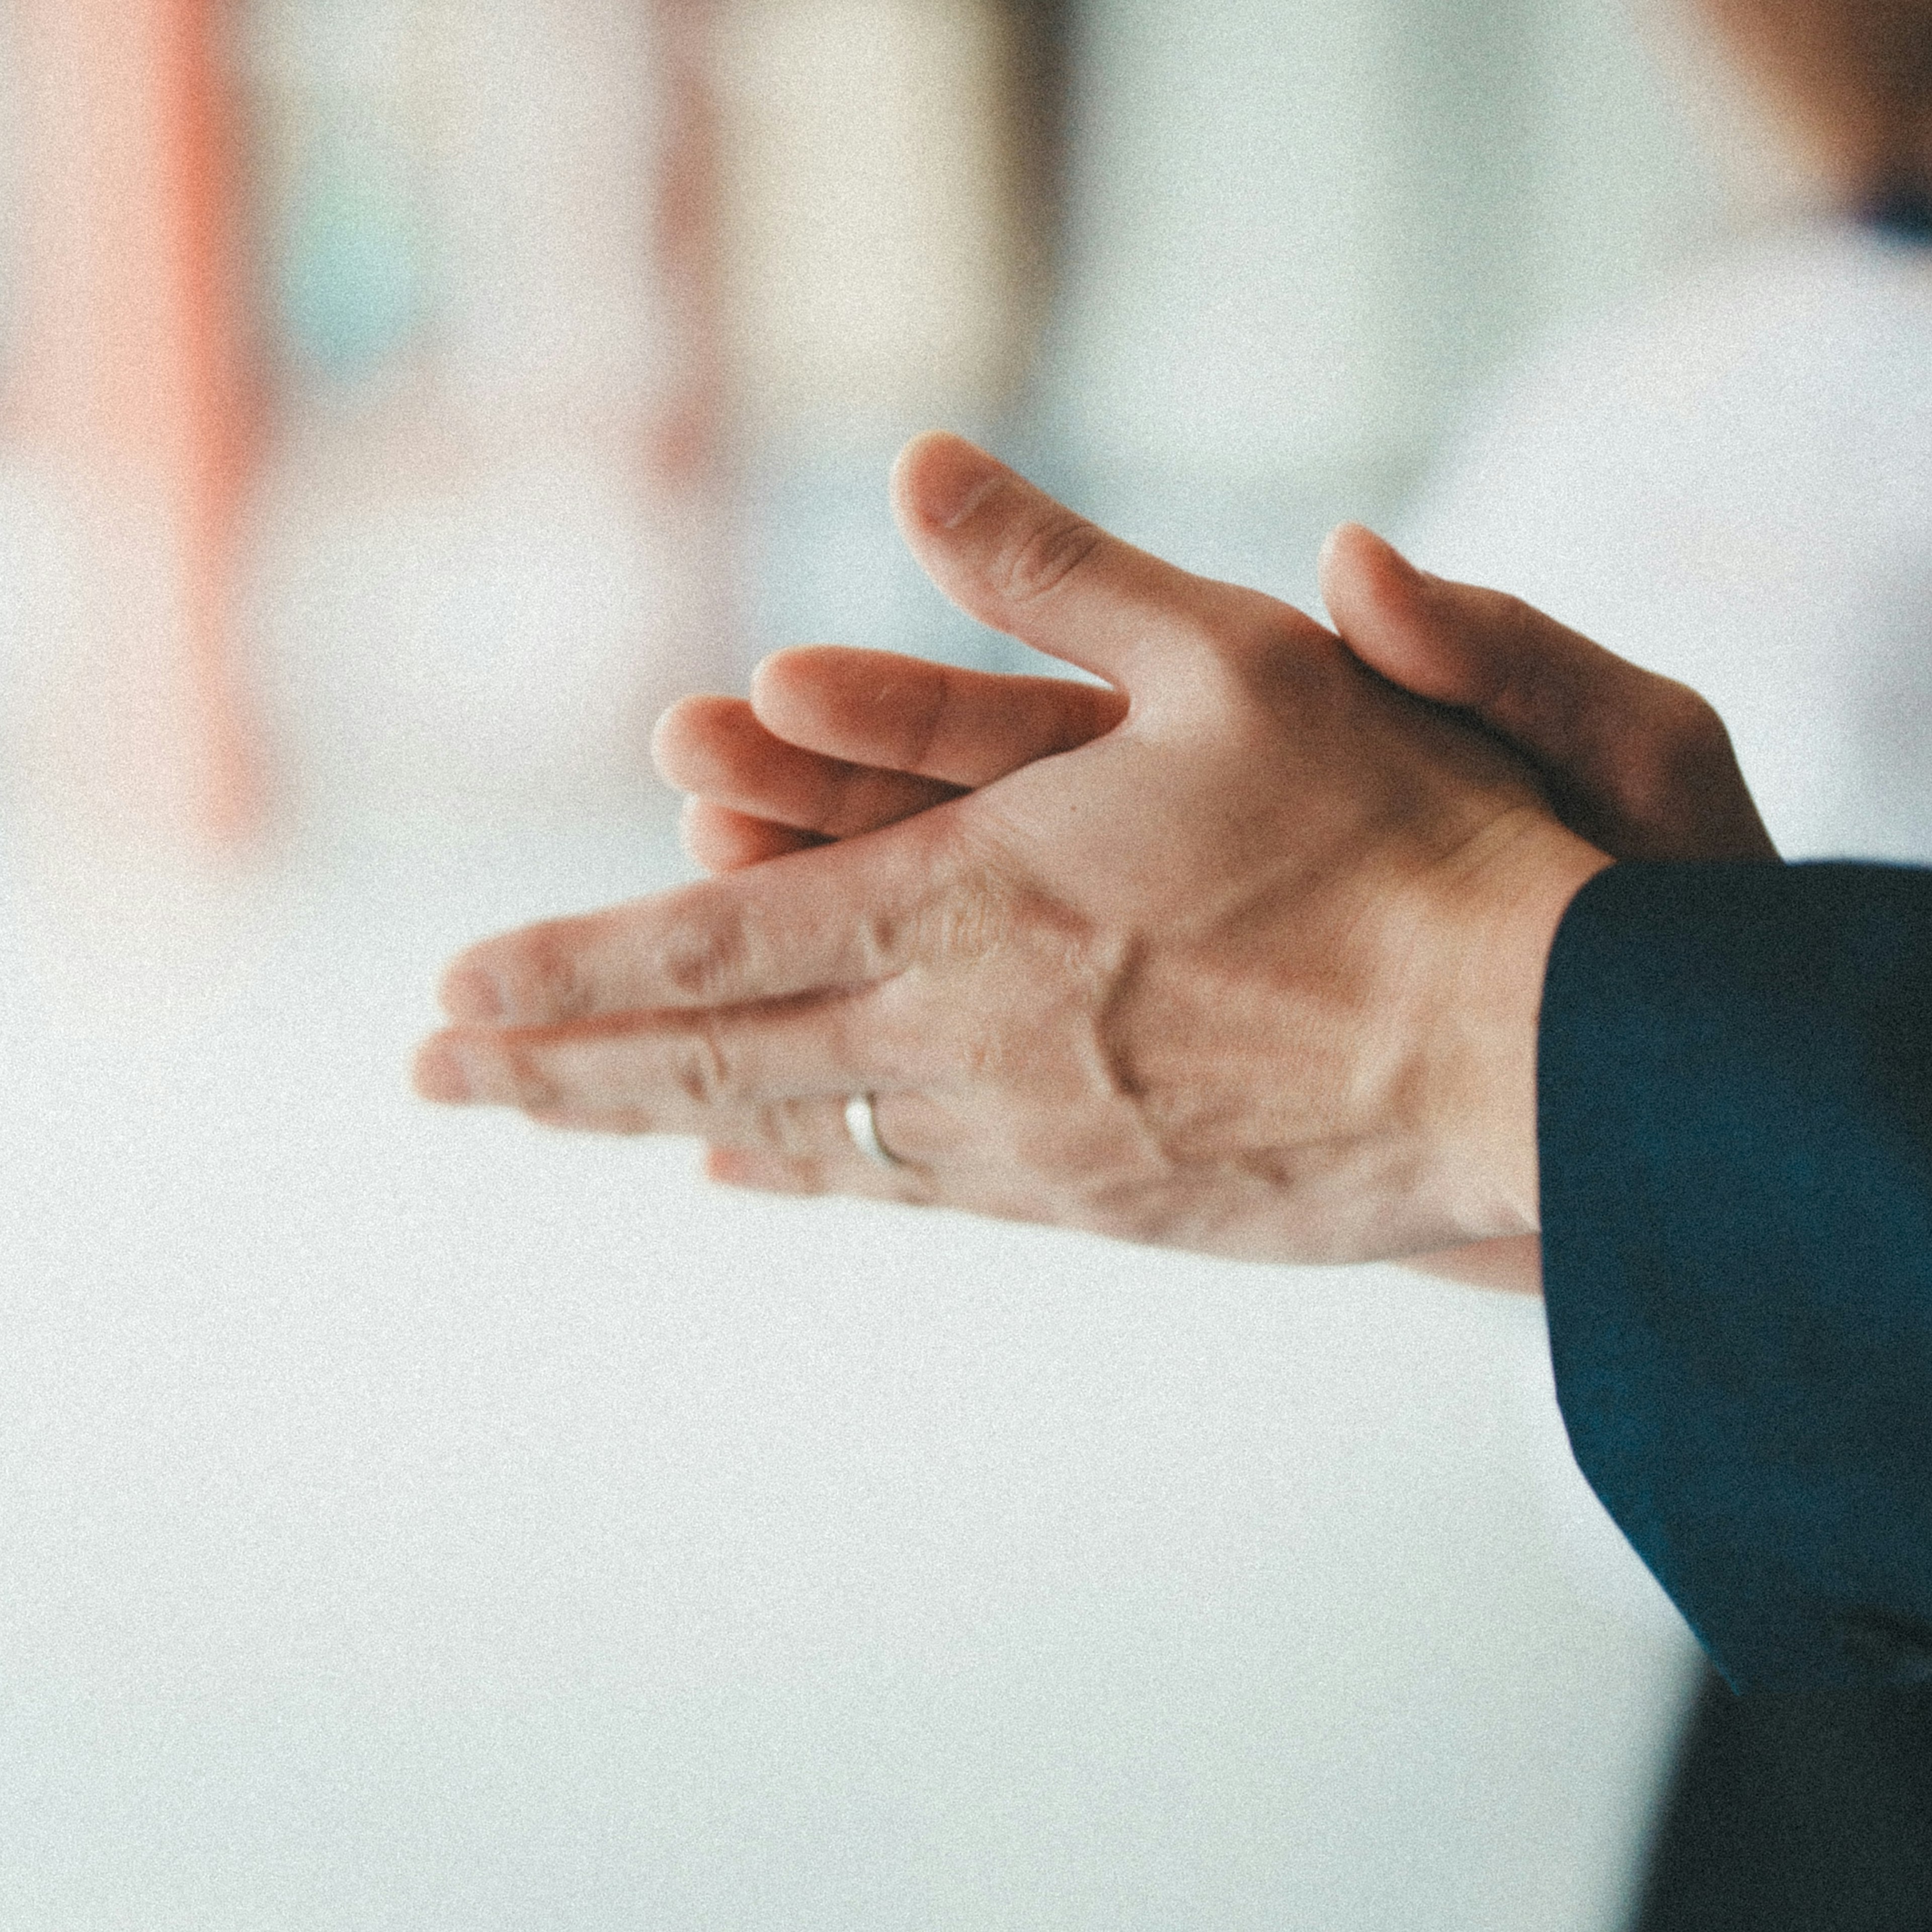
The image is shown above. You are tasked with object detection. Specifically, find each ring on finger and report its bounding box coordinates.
[844,1092,905,1170]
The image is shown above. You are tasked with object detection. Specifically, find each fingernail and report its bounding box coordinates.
[905,434,1005,530]
[440,961,503,1022]
[413,1037,474,1104]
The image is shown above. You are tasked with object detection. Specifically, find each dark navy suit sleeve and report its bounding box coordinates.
[1538,861,1932,1693]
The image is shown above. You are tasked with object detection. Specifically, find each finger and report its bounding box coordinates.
[703,1141,1070,1233]
[654,693,965,837]
[1319,523,1778,863]
[707,1146,827,1194]
[436,824,959,1025]
[524,1094,863,1158]
[704,1144,936,1205]
[750,646,1126,787]
[415,993,915,1120]
[680,798,824,873]
[889,432,1323,691]
[705,1081,956,1199]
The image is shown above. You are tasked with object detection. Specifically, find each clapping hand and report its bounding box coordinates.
[416,436,1767,1268]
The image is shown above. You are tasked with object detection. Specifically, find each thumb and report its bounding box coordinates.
[1319,523,1777,864]
[890,432,1319,693]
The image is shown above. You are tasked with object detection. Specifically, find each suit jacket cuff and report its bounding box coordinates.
[1538,860,1932,1692]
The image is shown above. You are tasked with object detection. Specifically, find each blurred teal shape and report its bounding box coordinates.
[279,128,420,381]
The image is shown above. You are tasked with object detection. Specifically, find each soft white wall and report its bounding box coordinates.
[1523,0,1736,330]
[0,818,1696,1932]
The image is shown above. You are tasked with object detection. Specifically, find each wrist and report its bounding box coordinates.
[1430,812,1612,1242]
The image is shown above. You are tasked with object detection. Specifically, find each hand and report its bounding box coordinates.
[1326,530,1778,1287]
[653,649,1125,875]
[656,529,1774,877]
[416,435,1611,1264]
[651,510,1776,1290]
[415,431,1607,1259]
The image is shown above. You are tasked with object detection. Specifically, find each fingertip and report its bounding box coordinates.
[1316,520,1370,577]
[747,645,847,734]
[648,699,691,785]
[891,430,1006,533]
[705,1145,820,1194]
[681,798,823,873]
[650,693,743,791]
[1319,522,1423,603]
[1318,521,1473,706]
[705,1144,751,1186]
[747,646,808,706]
[413,1033,474,1104]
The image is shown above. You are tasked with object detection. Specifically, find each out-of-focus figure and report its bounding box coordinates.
[1404,4,1932,1922]
[1411,0,1932,867]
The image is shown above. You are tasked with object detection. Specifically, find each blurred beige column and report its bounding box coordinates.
[405,0,731,777]
[712,0,1041,445]
[238,0,734,832]
[7,0,261,850]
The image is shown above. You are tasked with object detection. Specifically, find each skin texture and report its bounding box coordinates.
[639,476,1775,1292]
[416,436,1738,1266]
[655,657,1126,872]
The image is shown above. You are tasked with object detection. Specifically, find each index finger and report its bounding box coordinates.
[438,814,968,1025]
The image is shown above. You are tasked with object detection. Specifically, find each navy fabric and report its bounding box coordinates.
[1632,1666,1932,1930]
[1539,862,1932,1693]
[1863,184,1932,245]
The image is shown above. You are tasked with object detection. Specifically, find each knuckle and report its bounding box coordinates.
[756,1100,820,1159]
[1487,646,1568,738]
[1223,614,1329,704]
[673,1022,735,1106]
[899,672,954,777]
[881,1166,939,1208]
[1486,587,1561,663]
[499,1038,561,1111]
[660,914,745,1004]
[1489,589,1544,634]
[763,1157,830,1197]
[501,924,589,1022]
[1000,513,1104,608]
[1626,682,1729,798]
[1471,595,1574,723]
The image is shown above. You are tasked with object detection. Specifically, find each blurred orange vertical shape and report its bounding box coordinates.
[11,0,261,845]
[168,0,263,843]
[649,0,724,490]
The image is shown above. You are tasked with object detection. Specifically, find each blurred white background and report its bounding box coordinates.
[0,2,1804,1925]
